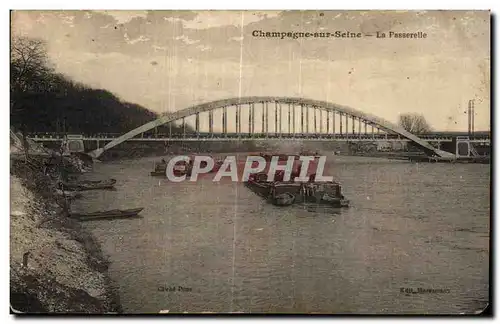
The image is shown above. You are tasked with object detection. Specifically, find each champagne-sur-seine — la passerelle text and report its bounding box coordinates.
[252,30,428,39]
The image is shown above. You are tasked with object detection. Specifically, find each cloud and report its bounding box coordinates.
[152,45,167,52]
[175,35,200,45]
[102,10,148,24]
[182,11,280,30]
[124,33,150,45]
[59,13,75,27]
[197,44,211,52]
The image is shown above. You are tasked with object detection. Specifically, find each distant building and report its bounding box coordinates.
[391,141,407,151]
[377,141,391,151]
[376,141,407,151]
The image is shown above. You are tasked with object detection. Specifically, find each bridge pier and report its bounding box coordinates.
[332,112,335,138]
[327,110,330,134]
[264,103,268,135]
[339,113,342,135]
[345,114,349,140]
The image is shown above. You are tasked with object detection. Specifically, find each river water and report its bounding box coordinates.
[73,154,490,314]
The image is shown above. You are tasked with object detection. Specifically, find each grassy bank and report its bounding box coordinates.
[10,156,122,313]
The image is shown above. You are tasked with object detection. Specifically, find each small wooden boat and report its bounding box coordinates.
[77,178,116,185]
[155,163,167,170]
[60,179,116,191]
[299,150,320,157]
[70,207,144,221]
[259,153,297,162]
[321,193,350,207]
[151,161,167,176]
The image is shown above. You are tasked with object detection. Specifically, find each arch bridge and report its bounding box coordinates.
[88,96,456,159]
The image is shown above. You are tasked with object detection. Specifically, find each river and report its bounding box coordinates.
[73,153,490,314]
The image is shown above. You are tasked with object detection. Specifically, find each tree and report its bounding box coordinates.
[398,113,431,134]
[9,36,191,143]
[11,37,54,158]
[11,37,54,97]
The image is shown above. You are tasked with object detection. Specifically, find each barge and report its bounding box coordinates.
[245,172,349,208]
[151,157,224,177]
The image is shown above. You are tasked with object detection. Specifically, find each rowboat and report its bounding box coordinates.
[151,161,167,176]
[259,153,298,162]
[77,178,116,185]
[70,207,144,221]
[60,179,116,191]
[299,150,320,157]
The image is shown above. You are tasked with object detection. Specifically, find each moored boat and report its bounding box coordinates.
[245,172,349,208]
[299,150,320,157]
[259,152,297,162]
[150,160,167,176]
[76,178,117,185]
[70,207,144,221]
[152,156,226,177]
[59,178,116,191]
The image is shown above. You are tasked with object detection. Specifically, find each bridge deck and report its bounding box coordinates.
[28,133,490,143]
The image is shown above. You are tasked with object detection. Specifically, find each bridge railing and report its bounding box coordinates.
[27,132,489,141]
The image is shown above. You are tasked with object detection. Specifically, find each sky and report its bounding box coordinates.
[11,10,491,132]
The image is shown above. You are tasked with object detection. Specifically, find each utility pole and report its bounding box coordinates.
[471,100,475,136]
[468,99,475,136]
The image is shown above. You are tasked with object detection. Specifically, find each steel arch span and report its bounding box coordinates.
[88,96,455,158]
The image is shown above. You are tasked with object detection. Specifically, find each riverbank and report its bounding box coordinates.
[10,142,122,313]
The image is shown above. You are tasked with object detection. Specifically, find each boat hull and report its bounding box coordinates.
[61,178,116,191]
[245,180,349,208]
[70,207,144,221]
[63,183,115,191]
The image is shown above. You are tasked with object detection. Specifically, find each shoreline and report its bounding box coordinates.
[10,147,122,313]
